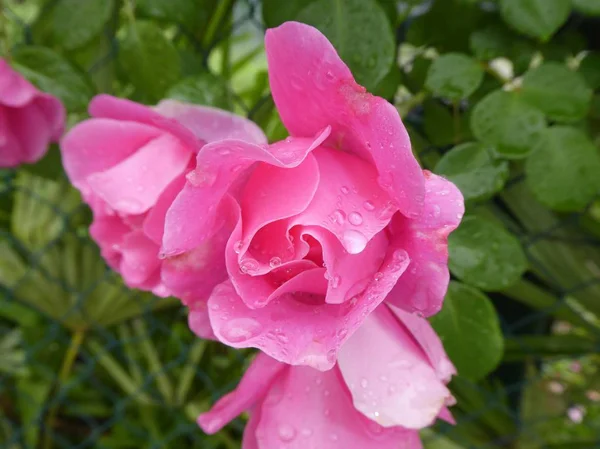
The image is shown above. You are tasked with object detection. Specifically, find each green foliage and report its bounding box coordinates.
[499,0,571,41]
[425,53,484,101]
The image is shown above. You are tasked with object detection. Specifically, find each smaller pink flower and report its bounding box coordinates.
[197,305,455,448]
[0,58,65,167]
[60,95,266,296]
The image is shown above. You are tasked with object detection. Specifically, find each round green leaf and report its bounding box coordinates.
[137,0,218,35]
[579,53,600,90]
[471,90,546,159]
[167,74,231,109]
[423,100,472,147]
[435,142,509,202]
[573,0,600,16]
[425,53,484,100]
[118,21,181,103]
[429,281,504,381]
[500,0,570,41]
[11,47,94,112]
[296,0,395,90]
[521,63,592,123]
[526,127,600,212]
[470,25,513,61]
[449,215,528,291]
[51,0,114,50]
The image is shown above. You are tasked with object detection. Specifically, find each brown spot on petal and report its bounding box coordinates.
[339,81,372,116]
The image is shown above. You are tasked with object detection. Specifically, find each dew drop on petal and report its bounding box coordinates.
[360,378,369,388]
[233,241,243,254]
[269,256,282,268]
[278,424,296,442]
[374,272,383,281]
[342,229,367,254]
[240,258,259,274]
[331,275,341,288]
[348,211,363,226]
[340,185,350,194]
[332,209,346,224]
[363,200,375,211]
[221,318,261,343]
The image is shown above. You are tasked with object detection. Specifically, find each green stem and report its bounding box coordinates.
[176,340,206,405]
[504,335,598,361]
[202,0,235,49]
[0,0,10,60]
[42,329,86,449]
[452,101,461,144]
[124,0,136,24]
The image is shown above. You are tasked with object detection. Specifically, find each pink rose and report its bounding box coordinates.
[198,305,455,448]
[0,58,65,167]
[165,22,464,368]
[60,95,266,296]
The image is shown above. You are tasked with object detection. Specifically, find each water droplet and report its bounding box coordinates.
[231,164,244,174]
[324,389,331,397]
[221,318,261,343]
[240,258,259,274]
[374,271,383,281]
[278,424,296,442]
[186,169,216,187]
[360,378,369,388]
[348,211,363,226]
[331,209,346,224]
[326,349,336,363]
[233,241,243,254]
[363,200,375,211]
[337,328,348,339]
[209,303,220,310]
[432,204,441,218]
[315,377,323,386]
[340,185,350,194]
[301,428,313,437]
[218,148,231,156]
[326,71,334,81]
[393,249,407,262]
[331,275,341,288]
[342,229,367,254]
[269,256,282,268]
[377,201,396,220]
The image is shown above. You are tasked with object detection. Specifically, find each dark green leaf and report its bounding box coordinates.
[471,89,546,158]
[499,0,571,41]
[429,281,504,381]
[11,46,94,112]
[526,127,600,212]
[297,0,395,90]
[423,100,471,147]
[118,20,181,102]
[435,142,509,202]
[425,53,484,100]
[50,0,114,50]
[470,25,513,61]
[167,73,231,109]
[262,0,314,27]
[579,52,600,90]
[573,0,600,16]
[449,215,528,290]
[137,0,218,35]
[521,63,592,122]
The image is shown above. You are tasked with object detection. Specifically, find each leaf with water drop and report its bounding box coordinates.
[425,53,484,101]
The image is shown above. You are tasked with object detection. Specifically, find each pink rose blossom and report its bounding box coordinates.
[60,95,266,297]
[198,305,455,448]
[0,58,65,167]
[167,22,463,369]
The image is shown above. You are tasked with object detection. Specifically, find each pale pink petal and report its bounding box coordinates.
[290,148,396,255]
[198,353,286,434]
[8,103,53,163]
[338,305,453,429]
[188,301,216,340]
[387,171,464,316]
[162,129,329,257]
[60,118,162,190]
[89,213,130,271]
[389,305,456,383]
[119,230,161,286]
[142,174,187,245]
[87,134,191,215]
[0,59,37,107]
[208,247,409,370]
[155,99,267,145]
[256,365,422,449]
[241,407,261,449]
[89,94,199,151]
[265,22,425,218]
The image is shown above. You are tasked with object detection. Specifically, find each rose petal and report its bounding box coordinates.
[188,301,217,341]
[256,365,422,449]
[265,22,425,218]
[387,171,464,316]
[35,94,65,141]
[119,230,161,286]
[142,174,187,245]
[0,107,22,167]
[155,99,267,145]
[338,305,453,429]
[89,213,130,271]
[290,147,395,255]
[197,353,286,434]
[0,59,38,107]
[87,133,191,215]
[7,103,52,163]
[208,247,409,370]
[162,128,330,257]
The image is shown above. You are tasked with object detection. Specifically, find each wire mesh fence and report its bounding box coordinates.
[2,0,600,448]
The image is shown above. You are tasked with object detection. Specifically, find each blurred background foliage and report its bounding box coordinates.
[1,0,600,448]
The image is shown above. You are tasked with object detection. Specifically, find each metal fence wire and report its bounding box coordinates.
[1,1,600,448]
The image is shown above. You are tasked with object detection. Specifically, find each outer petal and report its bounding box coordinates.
[0,107,22,167]
[86,133,191,215]
[60,118,162,191]
[143,174,187,245]
[338,305,453,429]
[35,94,66,141]
[89,213,131,271]
[119,230,161,286]
[197,353,286,434]
[256,365,422,449]
[265,22,425,218]
[188,301,217,341]
[0,59,37,107]
[155,99,267,145]
[386,171,464,316]
[290,147,396,255]
[162,128,329,257]
[208,247,410,371]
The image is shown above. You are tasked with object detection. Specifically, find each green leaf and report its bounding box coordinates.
[167,73,231,109]
[499,0,571,41]
[423,100,471,147]
[471,89,546,158]
[11,46,94,112]
[118,20,181,102]
[137,0,218,35]
[429,281,504,381]
[525,127,600,212]
[521,63,592,122]
[425,53,484,101]
[449,215,528,291]
[469,25,513,61]
[579,52,600,90]
[262,0,314,27]
[296,0,395,90]
[435,142,509,202]
[50,0,114,50]
[573,0,600,15]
